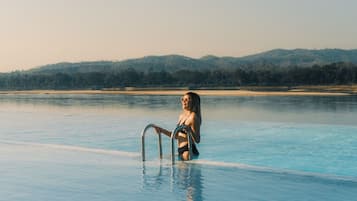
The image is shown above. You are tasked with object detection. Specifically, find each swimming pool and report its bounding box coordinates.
[1,94,357,200]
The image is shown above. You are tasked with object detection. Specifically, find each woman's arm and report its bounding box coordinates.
[188,114,201,143]
[153,126,171,137]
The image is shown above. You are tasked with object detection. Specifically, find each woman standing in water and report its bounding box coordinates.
[154,92,201,160]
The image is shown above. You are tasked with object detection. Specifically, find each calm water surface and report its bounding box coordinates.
[1,93,357,201]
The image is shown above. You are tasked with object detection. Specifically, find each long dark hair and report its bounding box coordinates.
[186,92,202,124]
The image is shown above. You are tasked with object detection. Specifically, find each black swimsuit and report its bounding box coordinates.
[178,142,199,156]
[177,122,199,157]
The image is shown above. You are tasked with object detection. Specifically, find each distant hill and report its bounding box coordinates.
[239,49,357,67]
[28,55,215,74]
[27,49,357,74]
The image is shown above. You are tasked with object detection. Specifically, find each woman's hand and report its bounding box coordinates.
[153,125,161,134]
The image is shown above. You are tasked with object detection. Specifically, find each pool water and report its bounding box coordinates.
[1,94,357,200]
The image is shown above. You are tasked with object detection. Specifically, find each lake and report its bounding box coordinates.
[1,93,357,201]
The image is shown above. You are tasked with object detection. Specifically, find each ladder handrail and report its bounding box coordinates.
[141,124,194,164]
[141,124,162,161]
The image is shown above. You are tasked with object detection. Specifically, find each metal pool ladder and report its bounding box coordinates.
[141,124,194,164]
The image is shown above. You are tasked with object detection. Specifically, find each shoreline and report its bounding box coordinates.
[1,85,356,96]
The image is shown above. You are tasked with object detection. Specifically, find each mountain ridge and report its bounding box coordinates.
[27,48,357,74]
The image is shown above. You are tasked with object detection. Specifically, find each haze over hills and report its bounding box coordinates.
[27,49,357,74]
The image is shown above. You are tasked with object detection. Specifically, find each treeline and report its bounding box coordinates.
[0,62,356,90]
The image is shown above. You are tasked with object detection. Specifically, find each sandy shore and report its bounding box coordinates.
[0,88,353,96]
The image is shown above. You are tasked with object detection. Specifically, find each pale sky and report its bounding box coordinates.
[1,0,357,72]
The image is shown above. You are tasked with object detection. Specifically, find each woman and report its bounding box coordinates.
[154,92,201,160]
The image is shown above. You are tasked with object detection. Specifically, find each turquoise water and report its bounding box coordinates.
[1,94,357,200]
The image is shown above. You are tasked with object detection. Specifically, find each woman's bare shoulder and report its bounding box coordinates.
[187,112,199,123]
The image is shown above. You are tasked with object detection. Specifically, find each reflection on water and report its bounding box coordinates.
[0,94,180,109]
[142,162,203,201]
[203,95,357,125]
[3,140,357,201]
[2,94,357,111]
[140,159,357,201]
[1,94,357,125]
[174,163,203,201]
